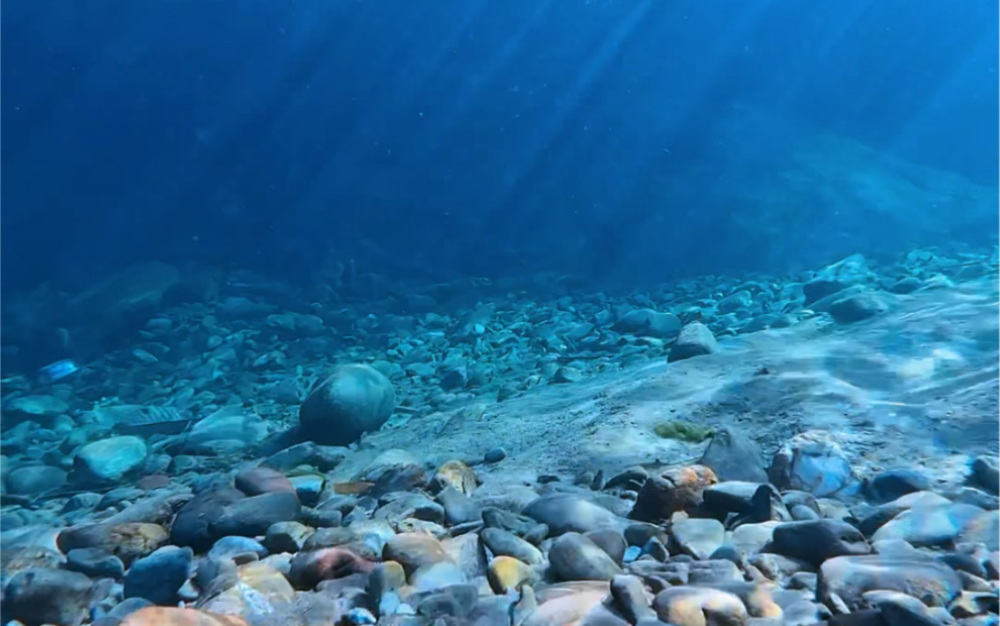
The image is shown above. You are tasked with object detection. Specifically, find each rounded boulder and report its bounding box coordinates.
[298,364,395,446]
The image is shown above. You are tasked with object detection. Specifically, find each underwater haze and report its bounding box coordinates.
[3,0,998,293]
[1,2,999,625]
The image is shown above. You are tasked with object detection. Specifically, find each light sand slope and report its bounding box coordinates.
[340,276,999,493]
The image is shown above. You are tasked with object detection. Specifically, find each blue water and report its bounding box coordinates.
[1,0,997,368]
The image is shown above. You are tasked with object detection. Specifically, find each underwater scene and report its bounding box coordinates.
[1,1,998,625]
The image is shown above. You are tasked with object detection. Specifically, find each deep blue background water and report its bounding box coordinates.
[3,0,997,296]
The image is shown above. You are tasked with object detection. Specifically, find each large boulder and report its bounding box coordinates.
[298,364,395,446]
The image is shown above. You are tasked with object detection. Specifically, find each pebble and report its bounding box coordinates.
[124,545,194,605]
[548,532,622,581]
[5,567,94,626]
[74,436,148,482]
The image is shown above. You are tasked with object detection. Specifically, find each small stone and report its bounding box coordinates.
[872,502,986,547]
[119,606,247,626]
[611,574,655,624]
[288,547,375,588]
[74,436,148,482]
[818,555,962,609]
[668,322,718,363]
[828,292,887,323]
[585,528,628,565]
[522,493,623,535]
[630,465,718,522]
[6,465,68,495]
[671,517,725,560]
[57,522,169,567]
[298,364,395,446]
[548,532,622,582]
[769,431,858,498]
[481,527,544,565]
[66,548,125,579]
[615,309,682,339]
[5,567,94,626]
[212,491,302,538]
[170,488,246,552]
[483,447,506,463]
[194,561,295,619]
[263,521,313,554]
[971,456,1000,495]
[410,560,469,593]
[262,442,347,473]
[770,519,870,567]
[234,467,295,496]
[652,585,749,626]
[124,546,193,605]
[487,555,533,594]
[209,535,268,561]
[439,364,468,391]
[383,533,453,578]
[288,474,325,506]
[699,427,768,483]
[866,468,931,503]
[552,366,583,384]
[431,460,477,495]
[435,487,482,526]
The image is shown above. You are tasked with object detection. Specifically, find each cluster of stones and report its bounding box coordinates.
[2,249,994,482]
[1,430,997,626]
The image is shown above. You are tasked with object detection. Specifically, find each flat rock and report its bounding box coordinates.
[522,493,624,535]
[5,567,94,626]
[548,532,622,582]
[818,555,962,609]
[74,436,148,481]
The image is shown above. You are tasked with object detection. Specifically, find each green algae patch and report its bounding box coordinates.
[653,420,714,443]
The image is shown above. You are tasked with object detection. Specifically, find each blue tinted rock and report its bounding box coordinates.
[867,469,930,503]
[208,535,267,559]
[828,292,887,324]
[6,465,67,495]
[484,447,506,463]
[66,548,125,579]
[802,254,875,306]
[614,309,682,339]
[170,488,246,552]
[212,491,301,539]
[523,493,623,536]
[769,431,858,498]
[5,567,94,626]
[872,502,988,548]
[668,322,718,363]
[123,545,193,605]
[699,428,767,484]
[74,436,147,482]
[299,364,395,446]
[971,456,1000,495]
[818,555,961,609]
[771,519,871,567]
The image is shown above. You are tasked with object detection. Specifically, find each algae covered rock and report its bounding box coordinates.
[298,364,395,446]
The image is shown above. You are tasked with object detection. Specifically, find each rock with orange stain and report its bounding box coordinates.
[120,607,249,626]
[630,465,718,523]
[199,562,295,618]
[288,547,376,589]
[383,533,454,579]
[57,522,168,566]
[652,586,749,626]
[521,581,613,626]
[432,460,478,495]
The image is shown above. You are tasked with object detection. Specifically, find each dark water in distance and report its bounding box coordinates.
[2,0,997,295]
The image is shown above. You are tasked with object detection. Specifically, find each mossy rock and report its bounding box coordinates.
[653,420,714,443]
